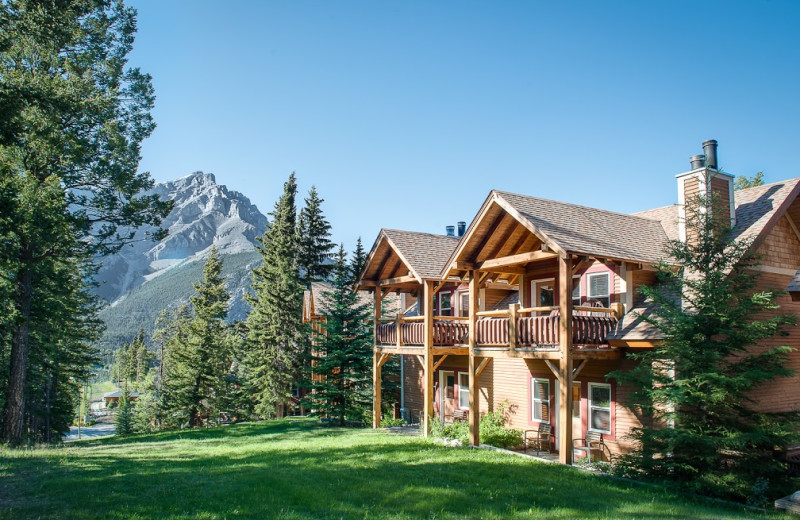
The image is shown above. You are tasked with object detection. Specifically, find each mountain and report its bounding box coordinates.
[93,171,268,352]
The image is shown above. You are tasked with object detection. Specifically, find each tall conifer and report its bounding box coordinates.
[303,246,372,424]
[162,247,230,427]
[245,174,304,417]
[297,186,335,286]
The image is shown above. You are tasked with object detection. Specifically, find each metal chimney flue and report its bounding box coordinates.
[690,154,705,170]
[457,221,466,237]
[702,139,718,170]
[446,225,455,237]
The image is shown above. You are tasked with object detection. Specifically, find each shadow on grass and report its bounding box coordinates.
[1,420,771,520]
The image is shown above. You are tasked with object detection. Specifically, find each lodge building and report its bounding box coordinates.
[355,140,800,464]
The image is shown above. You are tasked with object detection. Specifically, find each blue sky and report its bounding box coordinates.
[128,0,800,252]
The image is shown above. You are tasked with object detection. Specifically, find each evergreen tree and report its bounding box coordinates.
[303,246,372,425]
[162,248,231,427]
[113,330,154,389]
[0,0,171,444]
[244,174,304,418]
[297,186,335,286]
[350,237,367,282]
[115,391,134,435]
[613,190,797,502]
[734,172,765,191]
[131,371,160,434]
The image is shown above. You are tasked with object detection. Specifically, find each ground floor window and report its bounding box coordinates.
[588,382,611,434]
[458,372,469,409]
[531,378,550,422]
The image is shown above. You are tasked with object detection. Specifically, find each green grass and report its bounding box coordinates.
[0,419,785,519]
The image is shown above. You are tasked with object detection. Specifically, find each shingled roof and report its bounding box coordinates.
[379,229,460,281]
[632,178,800,248]
[304,281,398,319]
[493,191,672,264]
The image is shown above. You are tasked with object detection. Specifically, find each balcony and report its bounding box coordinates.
[374,306,618,350]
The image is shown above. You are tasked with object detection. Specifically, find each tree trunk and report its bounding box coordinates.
[2,265,34,444]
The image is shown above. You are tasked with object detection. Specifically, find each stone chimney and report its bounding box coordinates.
[676,140,735,243]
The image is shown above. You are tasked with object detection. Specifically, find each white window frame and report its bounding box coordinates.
[440,291,452,315]
[572,275,581,307]
[456,290,469,317]
[587,272,610,308]
[457,372,469,410]
[530,378,550,423]
[588,382,612,434]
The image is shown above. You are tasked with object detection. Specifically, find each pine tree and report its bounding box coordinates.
[162,248,231,427]
[297,186,335,286]
[0,1,171,444]
[734,172,765,190]
[613,190,797,502]
[115,391,134,435]
[350,237,367,282]
[303,246,373,425]
[244,174,304,418]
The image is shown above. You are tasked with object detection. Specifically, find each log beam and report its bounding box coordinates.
[468,270,481,446]
[423,280,435,437]
[558,254,574,464]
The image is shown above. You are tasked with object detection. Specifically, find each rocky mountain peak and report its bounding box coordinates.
[94,172,268,304]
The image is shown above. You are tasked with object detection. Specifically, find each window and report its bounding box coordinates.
[458,372,469,409]
[587,273,610,308]
[572,276,581,307]
[588,383,611,434]
[572,382,581,418]
[440,292,452,316]
[459,292,469,317]
[531,378,550,422]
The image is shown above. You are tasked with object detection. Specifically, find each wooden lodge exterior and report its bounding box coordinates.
[357,142,800,465]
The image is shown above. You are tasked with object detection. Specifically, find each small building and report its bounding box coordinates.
[102,390,140,407]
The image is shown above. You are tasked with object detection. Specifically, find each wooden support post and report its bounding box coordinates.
[396,312,405,347]
[610,303,624,318]
[423,280,435,437]
[468,270,481,446]
[373,350,381,428]
[373,289,383,428]
[508,303,519,352]
[558,255,574,464]
[432,354,449,372]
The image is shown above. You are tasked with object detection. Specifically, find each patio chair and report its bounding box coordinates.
[452,409,468,422]
[573,431,607,461]
[524,423,552,455]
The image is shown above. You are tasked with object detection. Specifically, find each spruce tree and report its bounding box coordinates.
[297,186,335,286]
[162,248,231,427]
[350,237,367,282]
[244,174,304,418]
[613,191,797,502]
[303,246,372,425]
[115,391,134,435]
[0,0,171,444]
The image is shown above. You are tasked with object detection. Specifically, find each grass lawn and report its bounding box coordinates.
[0,418,786,519]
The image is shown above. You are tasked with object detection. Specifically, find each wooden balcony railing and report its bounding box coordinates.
[375,304,619,349]
[375,318,468,347]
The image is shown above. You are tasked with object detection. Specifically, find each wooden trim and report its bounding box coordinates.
[360,274,417,287]
[468,270,480,446]
[572,359,587,378]
[432,346,469,355]
[473,348,561,360]
[432,354,449,371]
[372,351,381,428]
[558,254,574,464]
[476,357,492,377]
[573,349,622,360]
[544,359,560,381]
[423,280,435,437]
[751,265,798,276]
[478,250,558,270]
[786,214,800,244]
[508,303,519,352]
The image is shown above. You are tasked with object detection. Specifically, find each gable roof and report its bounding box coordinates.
[381,229,460,280]
[358,229,460,287]
[633,178,800,249]
[492,191,671,264]
[304,281,380,319]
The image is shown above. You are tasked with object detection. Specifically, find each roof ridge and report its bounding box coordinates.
[382,228,460,240]
[492,190,666,224]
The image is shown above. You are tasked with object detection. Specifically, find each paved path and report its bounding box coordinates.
[64,423,116,442]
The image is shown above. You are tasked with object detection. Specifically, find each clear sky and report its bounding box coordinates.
[128,0,800,252]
